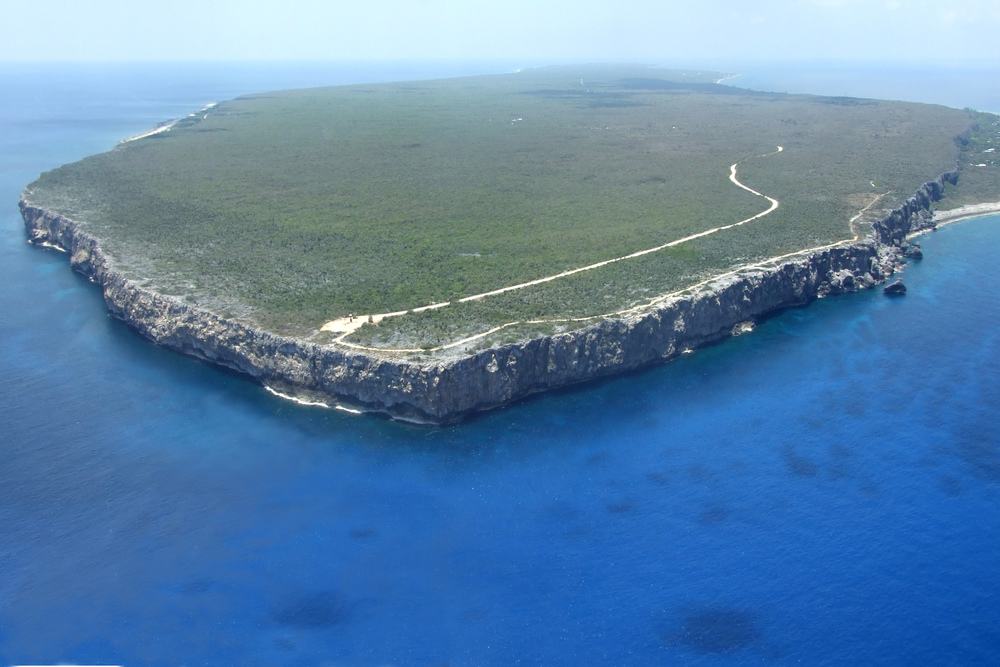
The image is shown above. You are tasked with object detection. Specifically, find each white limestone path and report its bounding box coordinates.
[457,149,781,304]
[325,147,787,351]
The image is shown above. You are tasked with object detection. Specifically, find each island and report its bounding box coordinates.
[20,66,1000,423]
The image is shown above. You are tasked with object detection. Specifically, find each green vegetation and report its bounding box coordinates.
[28,65,995,351]
[933,110,1000,208]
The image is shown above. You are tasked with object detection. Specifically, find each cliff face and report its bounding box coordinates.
[19,171,954,424]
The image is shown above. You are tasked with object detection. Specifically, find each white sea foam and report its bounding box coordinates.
[264,385,330,408]
[264,385,364,415]
[32,240,68,252]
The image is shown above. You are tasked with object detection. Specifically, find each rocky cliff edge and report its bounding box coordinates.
[19,169,956,424]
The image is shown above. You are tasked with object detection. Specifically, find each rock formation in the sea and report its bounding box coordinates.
[19,167,957,424]
[901,242,923,260]
[883,279,907,296]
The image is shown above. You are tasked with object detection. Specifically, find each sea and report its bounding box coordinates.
[1,61,999,666]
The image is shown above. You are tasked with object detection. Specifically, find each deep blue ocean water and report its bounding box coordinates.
[1,62,999,666]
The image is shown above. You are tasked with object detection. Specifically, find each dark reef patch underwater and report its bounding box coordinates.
[663,607,762,655]
[2,62,1000,665]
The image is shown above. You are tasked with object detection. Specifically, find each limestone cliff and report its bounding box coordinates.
[19,170,955,424]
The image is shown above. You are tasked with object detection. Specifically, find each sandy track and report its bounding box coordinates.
[324,147,787,350]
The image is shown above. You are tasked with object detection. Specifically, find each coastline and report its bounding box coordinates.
[19,169,959,424]
[928,202,1000,228]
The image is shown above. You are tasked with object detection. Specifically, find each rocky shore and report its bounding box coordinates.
[20,169,959,424]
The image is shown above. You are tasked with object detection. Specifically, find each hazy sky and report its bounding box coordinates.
[4,0,999,64]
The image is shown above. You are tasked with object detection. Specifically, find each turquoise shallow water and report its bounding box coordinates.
[2,63,1000,665]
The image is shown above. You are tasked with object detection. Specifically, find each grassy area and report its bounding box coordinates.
[28,65,992,348]
[933,110,1000,209]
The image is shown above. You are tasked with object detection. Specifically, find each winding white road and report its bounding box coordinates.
[324,147,789,351]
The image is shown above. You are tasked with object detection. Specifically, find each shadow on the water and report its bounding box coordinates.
[179,579,214,595]
[606,499,636,514]
[956,424,1000,481]
[782,444,819,477]
[939,475,963,496]
[699,505,729,524]
[272,590,351,629]
[661,606,762,655]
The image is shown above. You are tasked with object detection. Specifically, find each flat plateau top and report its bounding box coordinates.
[27,65,998,355]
